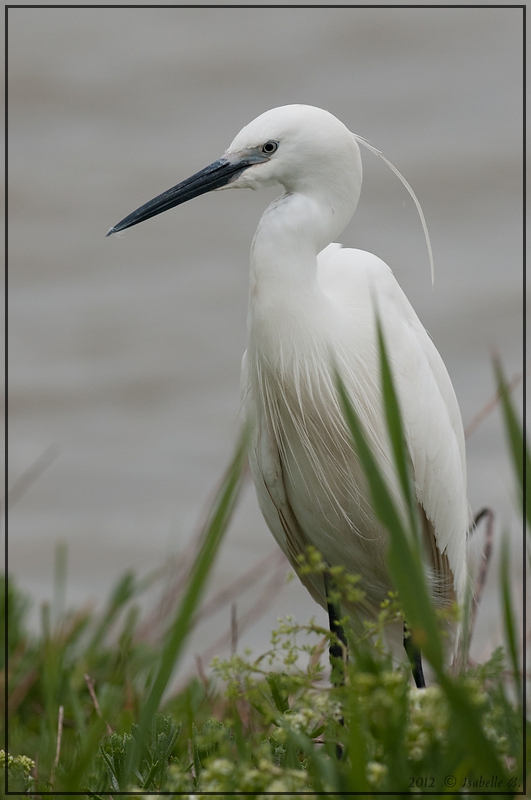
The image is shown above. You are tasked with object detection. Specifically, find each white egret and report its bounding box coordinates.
[108,105,469,687]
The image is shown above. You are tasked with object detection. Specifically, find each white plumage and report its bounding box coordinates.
[108,103,469,657]
[231,106,468,648]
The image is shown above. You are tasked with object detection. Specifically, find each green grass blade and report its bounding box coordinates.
[335,370,443,671]
[59,701,113,790]
[376,317,419,543]
[500,536,522,711]
[493,356,529,528]
[129,427,248,779]
[281,724,340,792]
[266,674,290,714]
[344,686,370,791]
[87,571,141,654]
[51,541,68,627]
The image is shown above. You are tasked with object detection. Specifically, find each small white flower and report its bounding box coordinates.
[367,760,387,787]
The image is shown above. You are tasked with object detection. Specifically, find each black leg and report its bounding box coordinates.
[324,571,347,759]
[403,621,426,688]
[324,571,348,686]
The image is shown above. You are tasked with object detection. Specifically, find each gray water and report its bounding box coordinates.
[7,6,524,675]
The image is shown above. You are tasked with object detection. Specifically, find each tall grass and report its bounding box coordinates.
[3,344,526,794]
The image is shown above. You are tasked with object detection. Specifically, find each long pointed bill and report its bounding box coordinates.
[106,156,256,236]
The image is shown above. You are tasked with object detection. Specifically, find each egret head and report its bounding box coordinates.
[225,105,362,194]
[107,104,362,236]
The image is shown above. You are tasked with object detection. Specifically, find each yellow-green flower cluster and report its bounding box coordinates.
[282,695,341,736]
[353,670,408,731]
[212,614,330,705]
[296,546,364,605]
[406,686,449,761]
[0,751,36,791]
[198,756,312,793]
[367,759,388,787]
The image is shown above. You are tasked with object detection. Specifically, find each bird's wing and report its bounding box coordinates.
[241,349,329,610]
[317,245,469,603]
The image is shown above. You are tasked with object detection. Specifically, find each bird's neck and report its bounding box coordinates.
[247,190,351,367]
[251,189,349,289]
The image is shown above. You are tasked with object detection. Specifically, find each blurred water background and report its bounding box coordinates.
[7,6,523,677]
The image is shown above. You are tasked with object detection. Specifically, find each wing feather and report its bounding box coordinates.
[318,246,469,604]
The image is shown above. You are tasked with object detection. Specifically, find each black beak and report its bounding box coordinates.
[106,156,255,236]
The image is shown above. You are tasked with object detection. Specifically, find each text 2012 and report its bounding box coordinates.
[408,777,435,788]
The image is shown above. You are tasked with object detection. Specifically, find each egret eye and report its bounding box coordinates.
[261,140,278,155]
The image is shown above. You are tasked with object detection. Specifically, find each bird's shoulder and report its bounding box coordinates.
[317,242,391,277]
[317,244,410,311]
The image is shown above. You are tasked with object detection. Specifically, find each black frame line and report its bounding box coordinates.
[4,4,526,796]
